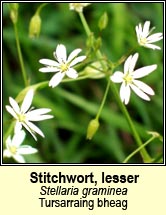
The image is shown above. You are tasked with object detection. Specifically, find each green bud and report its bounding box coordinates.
[98,12,108,31]
[29,13,41,38]
[86,33,95,49]
[86,119,99,140]
[84,62,105,79]
[94,37,102,50]
[8,3,19,24]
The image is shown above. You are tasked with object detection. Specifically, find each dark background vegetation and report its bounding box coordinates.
[3,2,163,163]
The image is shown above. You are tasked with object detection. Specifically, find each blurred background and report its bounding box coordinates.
[3,2,164,164]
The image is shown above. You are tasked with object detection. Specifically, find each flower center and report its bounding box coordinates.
[18,113,26,122]
[123,73,133,85]
[9,145,17,155]
[140,37,147,45]
[60,63,69,72]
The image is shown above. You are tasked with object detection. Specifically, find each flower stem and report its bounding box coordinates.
[14,22,28,87]
[123,135,156,163]
[110,83,152,163]
[96,79,110,120]
[36,3,49,14]
[79,12,91,36]
[79,11,152,163]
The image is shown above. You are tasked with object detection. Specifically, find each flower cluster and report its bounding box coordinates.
[4,4,163,163]
[110,21,162,104]
[4,89,53,163]
[4,43,86,163]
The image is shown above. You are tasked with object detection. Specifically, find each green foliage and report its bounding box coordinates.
[3,3,163,163]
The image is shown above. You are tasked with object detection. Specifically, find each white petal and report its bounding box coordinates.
[21,122,37,141]
[26,113,53,121]
[14,121,22,133]
[39,67,60,73]
[9,97,20,114]
[13,154,25,163]
[39,59,59,67]
[120,83,131,105]
[110,71,123,83]
[70,56,86,67]
[124,55,132,74]
[6,105,18,119]
[3,149,12,158]
[26,121,45,138]
[133,64,157,78]
[133,80,155,95]
[129,53,139,73]
[67,48,82,62]
[138,23,143,34]
[12,130,26,147]
[55,44,67,63]
[130,84,150,101]
[142,21,150,38]
[21,90,34,113]
[147,33,163,43]
[143,43,161,50]
[6,135,12,147]
[135,25,141,40]
[66,68,78,79]
[26,108,51,119]
[17,146,38,154]
[49,72,65,88]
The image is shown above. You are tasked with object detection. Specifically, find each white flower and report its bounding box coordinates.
[6,89,53,141]
[69,3,91,12]
[3,130,38,163]
[110,53,157,105]
[135,21,163,50]
[39,44,86,87]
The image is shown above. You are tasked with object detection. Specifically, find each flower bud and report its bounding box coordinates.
[98,12,108,31]
[84,62,105,79]
[29,13,41,38]
[86,118,99,140]
[8,3,19,24]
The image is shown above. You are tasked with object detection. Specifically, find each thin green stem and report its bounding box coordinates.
[79,12,91,36]
[96,79,110,120]
[36,3,49,14]
[79,12,152,163]
[110,83,152,162]
[123,136,156,163]
[14,23,28,86]
[79,12,109,70]
[79,11,110,119]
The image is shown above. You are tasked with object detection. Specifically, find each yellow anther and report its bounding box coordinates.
[60,63,69,72]
[10,146,17,154]
[123,73,133,84]
[18,114,26,122]
[140,37,147,45]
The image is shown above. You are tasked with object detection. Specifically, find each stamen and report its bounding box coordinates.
[10,145,17,154]
[18,114,26,122]
[140,37,147,45]
[60,63,69,72]
[123,73,133,84]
